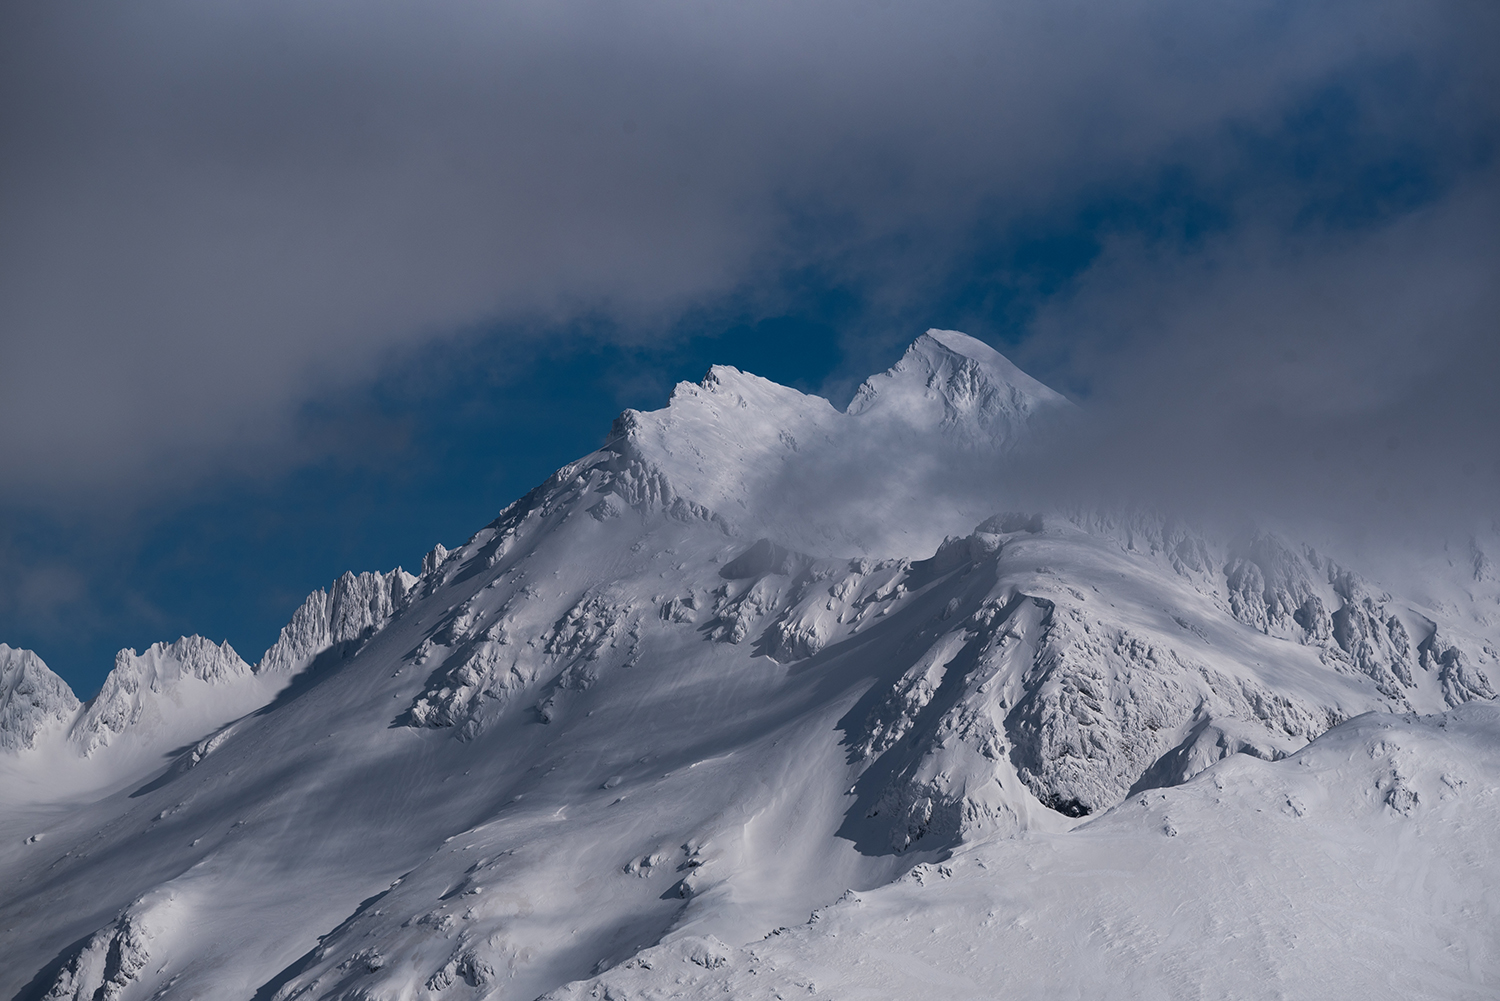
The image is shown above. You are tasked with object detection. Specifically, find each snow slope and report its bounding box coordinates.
[552,703,1500,1001]
[0,330,1495,1000]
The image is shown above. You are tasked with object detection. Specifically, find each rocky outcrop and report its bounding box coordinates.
[1420,628,1497,705]
[258,567,418,675]
[1222,534,1494,708]
[37,897,167,1001]
[404,582,647,734]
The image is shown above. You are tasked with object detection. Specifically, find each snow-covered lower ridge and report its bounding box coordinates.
[401,511,1492,837]
[0,566,418,773]
[404,485,1497,775]
[1,330,1498,999]
[27,888,173,1001]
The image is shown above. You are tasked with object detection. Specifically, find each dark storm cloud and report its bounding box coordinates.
[1005,181,1500,544]
[4,0,1491,498]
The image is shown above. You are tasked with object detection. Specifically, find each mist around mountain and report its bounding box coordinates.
[2,331,1497,1000]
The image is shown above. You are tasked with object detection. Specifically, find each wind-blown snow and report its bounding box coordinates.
[0,330,1495,1000]
[607,329,1073,557]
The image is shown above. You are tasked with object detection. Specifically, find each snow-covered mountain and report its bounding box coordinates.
[1,330,1497,1000]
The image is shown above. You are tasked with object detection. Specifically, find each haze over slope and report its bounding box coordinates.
[1,332,1496,1000]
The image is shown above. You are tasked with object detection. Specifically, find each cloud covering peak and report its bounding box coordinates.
[2,0,1493,497]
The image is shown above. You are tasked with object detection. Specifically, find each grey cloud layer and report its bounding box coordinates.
[1,0,1494,507]
[1007,184,1500,539]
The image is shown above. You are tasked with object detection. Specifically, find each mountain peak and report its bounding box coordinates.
[72,637,256,755]
[847,329,1069,442]
[912,329,1066,401]
[588,328,1072,557]
[0,644,78,752]
[4,327,1500,1000]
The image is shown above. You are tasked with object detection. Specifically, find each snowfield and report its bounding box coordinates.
[551,704,1500,1001]
[1,330,1496,1000]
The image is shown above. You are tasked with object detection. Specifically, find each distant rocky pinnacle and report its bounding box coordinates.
[0,644,79,751]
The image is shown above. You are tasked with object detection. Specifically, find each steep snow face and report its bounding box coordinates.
[0,645,78,751]
[0,330,1496,1000]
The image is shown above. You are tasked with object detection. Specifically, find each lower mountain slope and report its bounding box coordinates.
[552,702,1500,1001]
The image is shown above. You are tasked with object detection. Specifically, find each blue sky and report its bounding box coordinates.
[1,1,1496,694]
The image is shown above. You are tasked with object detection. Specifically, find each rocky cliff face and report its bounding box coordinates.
[258,567,419,675]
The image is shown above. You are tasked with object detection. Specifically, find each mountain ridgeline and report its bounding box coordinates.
[2,330,1497,1001]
